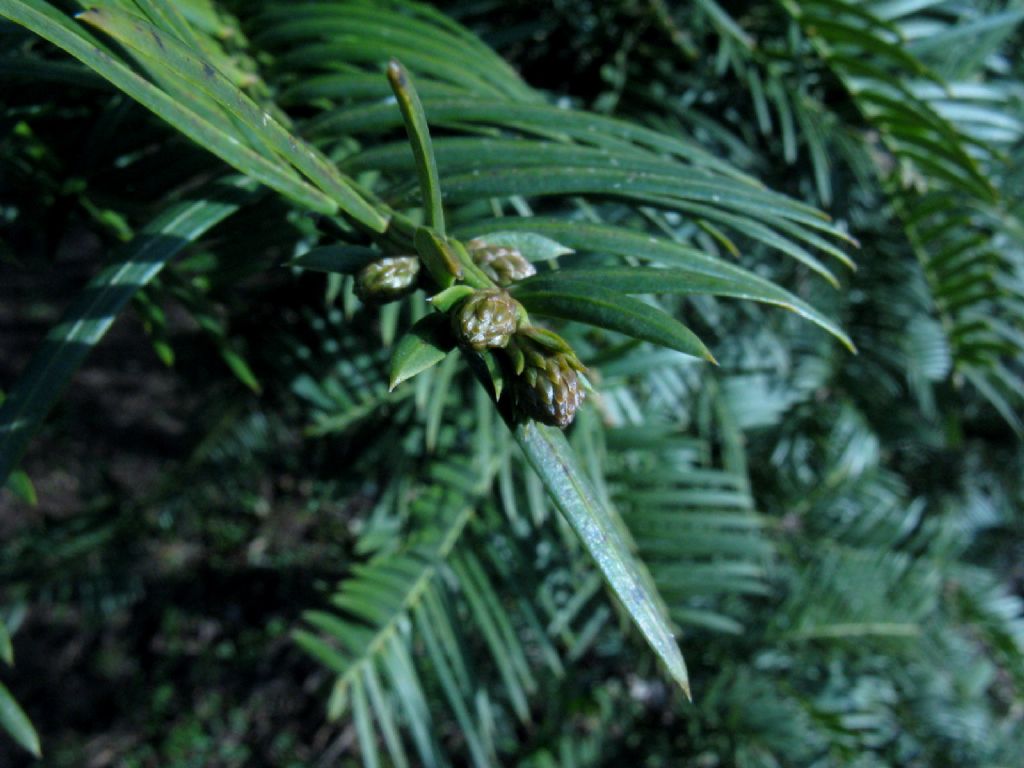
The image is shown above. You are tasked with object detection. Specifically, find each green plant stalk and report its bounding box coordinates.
[377,59,694,691]
[387,59,447,236]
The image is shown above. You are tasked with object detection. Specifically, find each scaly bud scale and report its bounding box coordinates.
[454,289,520,350]
[517,346,586,428]
[355,257,420,302]
[467,239,537,286]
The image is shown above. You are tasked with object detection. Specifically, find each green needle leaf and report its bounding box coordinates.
[76,6,387,232]
[515,266,856,352]
[513,421,691,698]
[0,0,336,215]
[388,60,446,235]
[486,219,855,351]
[291,245,382,275]
[515,285,717,362]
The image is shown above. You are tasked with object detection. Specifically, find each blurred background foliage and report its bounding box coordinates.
[1,0,1023,766]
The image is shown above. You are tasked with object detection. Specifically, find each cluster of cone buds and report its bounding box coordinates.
[515,335,587,428]
[451,288,588,427]
[467,239,536,286]
[355,238,588,427]
[355,256,420,302]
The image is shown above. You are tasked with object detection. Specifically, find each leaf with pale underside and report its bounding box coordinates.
[469,231,574,262]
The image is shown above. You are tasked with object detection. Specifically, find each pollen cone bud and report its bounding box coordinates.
[518,346,586,428]
[467,239,537,286]
[454,289,520,350]
[355,256,420,303]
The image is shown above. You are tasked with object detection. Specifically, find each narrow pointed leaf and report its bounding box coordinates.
[513,421,691,697]
[351,674,381,768]
[414,603,493,768]
[474,219,854,350]
[470,231,574,262]
[514,267,855,351]
[514,285,715,362]
[291,245,382,275]
[363,663,411,768]
[77,7,387,231]
[388,60,446,235]
[390,315,456,390]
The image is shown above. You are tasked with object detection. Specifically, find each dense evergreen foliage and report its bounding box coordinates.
[1,1,1022,765]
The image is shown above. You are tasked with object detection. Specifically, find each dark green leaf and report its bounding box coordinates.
[514,266,855,351]
[390,315,455,390]
[515,285,715,362]
[474,219,854,351]
[77,6,387,231]
[291,245,382,275]
[387,60,446,235]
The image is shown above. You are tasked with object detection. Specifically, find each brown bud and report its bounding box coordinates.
[355,256,420,303]
[517,346,586,428]
[467,239,537,286]
[453,289,520,350]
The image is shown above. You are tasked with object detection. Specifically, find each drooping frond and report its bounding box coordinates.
[782,0,1024,429]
